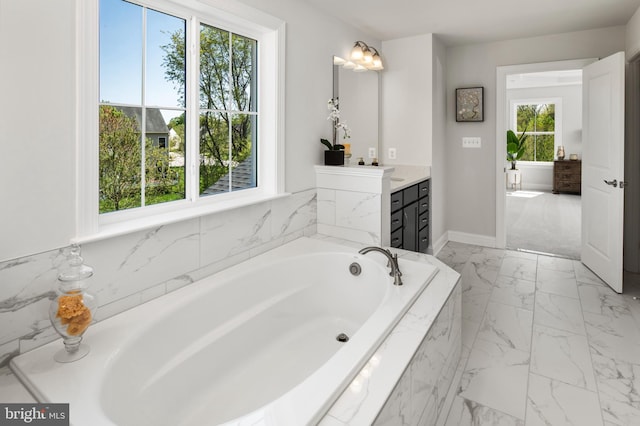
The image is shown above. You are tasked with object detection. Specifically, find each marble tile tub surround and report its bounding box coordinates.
[437,242,640,426]
[0,189,317,368]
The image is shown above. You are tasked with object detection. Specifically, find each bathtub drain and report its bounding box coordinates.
[336,333,349,343]
[349,262,362,276]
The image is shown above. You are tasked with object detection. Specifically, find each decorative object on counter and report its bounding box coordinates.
[570,153,578,160]
[343,143,352,165]
[49,245,97,363]
[357,157,365,165]
[557,145,565,160]
[456,87,484,122]
[348,41,384,71]
[372,158,379,166]
[321,98,351,166]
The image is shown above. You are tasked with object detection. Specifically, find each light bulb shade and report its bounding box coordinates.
[362,49,373,63]
[371,54,382,68]
[350,44,364,61]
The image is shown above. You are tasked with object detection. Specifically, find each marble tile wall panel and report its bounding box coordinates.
[372,282,461,426]
[316,188,336,226]
[0,190,317,362]
[335,191,381,232]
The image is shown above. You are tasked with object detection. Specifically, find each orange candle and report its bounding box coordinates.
[343,143,351,154]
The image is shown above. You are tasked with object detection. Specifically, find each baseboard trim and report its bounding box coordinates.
[432,232,449,256]
[447,231,496,248]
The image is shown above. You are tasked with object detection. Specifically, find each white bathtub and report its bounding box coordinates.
[11,237,438,426]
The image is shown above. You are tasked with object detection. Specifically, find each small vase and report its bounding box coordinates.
[557,146,565,160]
[49,245,97,363]
[324,150,345,166]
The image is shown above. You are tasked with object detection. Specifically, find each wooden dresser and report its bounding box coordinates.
[553,160,581,194]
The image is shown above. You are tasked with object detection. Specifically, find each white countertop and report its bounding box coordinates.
[388,164,431,192]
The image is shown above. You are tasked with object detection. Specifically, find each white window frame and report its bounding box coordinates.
[509,97,562,165]
[75,0,286,242]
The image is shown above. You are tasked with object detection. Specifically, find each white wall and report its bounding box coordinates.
[380,34,433,166]
[431,37,448,252]
[445,26,625,240]
[0,0,76,260]
[627,6,640,59]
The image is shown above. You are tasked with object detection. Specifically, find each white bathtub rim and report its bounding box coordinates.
[10,237,438,426]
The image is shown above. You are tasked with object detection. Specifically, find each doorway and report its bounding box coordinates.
[495,58,597,258]
[505,71,582,259]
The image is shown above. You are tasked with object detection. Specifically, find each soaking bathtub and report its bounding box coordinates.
[10,237,438,426]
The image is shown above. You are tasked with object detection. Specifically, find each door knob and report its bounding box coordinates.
[604,179,618,187]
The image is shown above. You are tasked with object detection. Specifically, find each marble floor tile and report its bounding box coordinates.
[491,276,536,311]
[537,255,575,273]
[462,290,491,324]
[584,311,640,365]
[526,373,603,426]
[458,339,529,420]
[444,396,524,426]
[504,250,538,261]
[573,260,606,286]
[591,353,640,413]
[530,324,596,391]
[437,242,483,273]
[598,393,640,426]
[461,260,497,295]
[536,268,579,299]
[476,301,533,352]
[534,292,586,335]
[578,282,630,318]
[499,256,537,282]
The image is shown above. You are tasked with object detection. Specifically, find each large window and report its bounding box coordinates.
[514,102,556,162]
[99,0,258,215]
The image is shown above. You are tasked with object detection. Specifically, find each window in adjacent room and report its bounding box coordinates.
[513,102,557,162]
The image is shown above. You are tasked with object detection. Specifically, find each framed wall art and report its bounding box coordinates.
[456,87,484,122]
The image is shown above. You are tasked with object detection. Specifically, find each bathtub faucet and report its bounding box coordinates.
[358,247,403,286]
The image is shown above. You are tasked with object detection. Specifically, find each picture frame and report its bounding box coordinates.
[456,87,484,122]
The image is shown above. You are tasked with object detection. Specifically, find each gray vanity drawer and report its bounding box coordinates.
[403,185,419,205]
[391,228,403,248]
[391,209,403,232]
[419,226,429,253]
[418,211,429,230]
[418,199,429,215]
[418,180,430,198]
[391,191,403,212]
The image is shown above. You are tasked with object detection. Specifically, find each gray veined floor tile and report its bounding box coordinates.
[591,353,640,416]
[573,260,606,287]
[584,311,640,365]
[578,282,631,318]
[499,256,537,282]
[461,259,498,295]
[444,396,524,426]
[534,291,586,335]
[526,373,603,426]
[598,392,640,426]
[530,324,597,391]
[491,275,536,311]
[462,291,491,324]
[476,301,533,352]
[537,255,575,273]
[536,268,579,299]
[437,242,483,273]
[458,339,529,420]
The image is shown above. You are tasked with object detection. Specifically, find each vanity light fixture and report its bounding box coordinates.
[349,41,384,71]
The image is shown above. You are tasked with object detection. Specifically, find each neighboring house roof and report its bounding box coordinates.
[114,106,169,134]
[203,154,256,195]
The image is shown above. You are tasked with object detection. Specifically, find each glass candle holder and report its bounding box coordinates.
[49,245,97,363]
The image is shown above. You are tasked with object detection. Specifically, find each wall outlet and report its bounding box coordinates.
[388,148,397,160]
[368,147,377,159]
[462,137,482,148]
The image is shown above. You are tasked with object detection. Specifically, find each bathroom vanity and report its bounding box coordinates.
[390,179,430,253]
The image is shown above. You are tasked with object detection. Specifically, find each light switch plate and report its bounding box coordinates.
[388,148,397,160]
[462,137,481,148]
[368,147,377,159]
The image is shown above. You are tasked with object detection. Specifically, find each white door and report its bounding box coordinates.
[581,51,625,293]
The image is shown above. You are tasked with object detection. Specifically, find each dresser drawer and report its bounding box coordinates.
[418,198,429,215]
[403,184,419,205]
[418,210,429,230]
[418,226,429,253]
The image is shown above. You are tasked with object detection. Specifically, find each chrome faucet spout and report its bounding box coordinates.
[358,246,403,286]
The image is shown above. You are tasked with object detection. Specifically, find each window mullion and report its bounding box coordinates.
[227,32,234,192]
[187,16,199,202]
[140,7,147,207]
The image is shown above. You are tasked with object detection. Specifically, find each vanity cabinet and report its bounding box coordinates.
[390,179,430,253]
